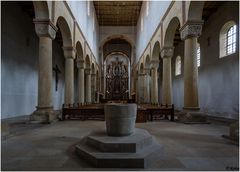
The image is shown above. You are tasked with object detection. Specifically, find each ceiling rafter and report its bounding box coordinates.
[94,1,142,26]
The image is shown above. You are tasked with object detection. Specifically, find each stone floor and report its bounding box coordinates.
[1,119,239,171]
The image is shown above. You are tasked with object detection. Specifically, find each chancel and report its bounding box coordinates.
[1,0,239,171]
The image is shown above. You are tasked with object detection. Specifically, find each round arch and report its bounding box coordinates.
[33,1,49,19]
[145,55,151,68]
[152,41,161,60]
[105,51,130,61]
[91,63,96,74]
[100,34,134,48]
[104,52,130,66]
[139,63,144,74]
[56,16,72,47]
[164,17,181,47]
[85,55,91,68]
[187,1,205,21]
[75,41,84,60]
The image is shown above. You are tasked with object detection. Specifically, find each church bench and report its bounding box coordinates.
[148,104,174,121]
[62,104,174,122]
[62,104,105,121]
[137,104,175,122]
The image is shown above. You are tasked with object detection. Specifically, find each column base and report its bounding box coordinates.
[176,107,208,124]
[30,106,56,123]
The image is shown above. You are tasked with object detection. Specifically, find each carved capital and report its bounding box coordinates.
[85,68,91,75]
[76,59,85,69]
[63,46,76,59]
[144,68,151,75]
[138,73,145,76]
[151,60,159,69]
[161,47,174,58]
[33,19,58,39]
[180,21,204,40]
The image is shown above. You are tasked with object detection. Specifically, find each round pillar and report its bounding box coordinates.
[77,60,85,104]
[161,47,174,105]
[85,68,92,103]
[31,19,57,123]
[63,47,75,105]
[180,21,203,110]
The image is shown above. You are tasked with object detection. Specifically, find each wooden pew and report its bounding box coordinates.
[62,104,105,121]
[148,104,174,121]
[62,103,174,122]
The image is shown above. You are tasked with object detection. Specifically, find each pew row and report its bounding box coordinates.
[62,104,174,122]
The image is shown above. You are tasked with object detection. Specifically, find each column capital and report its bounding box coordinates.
[161,47,174,59]
[138,73,145,76]
[33,19,58,39]
[180,20,204,40]
[144,68,151,75]
[85,68,91,75]
[76,59,85,69]
[63,46,76,59]
[151,60,159,69]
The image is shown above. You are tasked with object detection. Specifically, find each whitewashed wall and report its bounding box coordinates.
[136,1,171,61]
[67,1,99,62]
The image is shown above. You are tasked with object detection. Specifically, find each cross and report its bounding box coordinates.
[53,65,61,91]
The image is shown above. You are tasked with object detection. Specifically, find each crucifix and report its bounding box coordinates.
[53,65,61,91]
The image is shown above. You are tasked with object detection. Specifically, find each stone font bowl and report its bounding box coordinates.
[104,103,137,136]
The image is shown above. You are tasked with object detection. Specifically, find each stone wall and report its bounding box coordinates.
[172,1,239,119]
[1,2,65,119]
[67,1,99,62]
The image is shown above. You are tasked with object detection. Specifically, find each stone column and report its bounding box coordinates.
[150,61,159,104]
[31,19,57,123]
[77,60,85,104]
[63,47,75,105]
[180,21,203,110]
[144,68,151,103]
[137,73,145,103]
[161,47,174,105]
[91,72,96,103]
[135,75,138,103]
[85,68,92,103]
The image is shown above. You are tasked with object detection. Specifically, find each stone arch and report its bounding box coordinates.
[187,1,205,21]
[56,16,73,47]
[145,55,151,68]
[100,34,134,48]
[139,63,144,74]
[76,41,84,60]
[164,17,181,47]
[85,55,91,68]
[152,41,160,60]
[91,63,96,74]
[96,69,100,91]
[105,51,130,61]
[33,1,50,19]
[104,50,130,60]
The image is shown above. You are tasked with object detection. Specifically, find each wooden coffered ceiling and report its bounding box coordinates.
[93,1,142,26]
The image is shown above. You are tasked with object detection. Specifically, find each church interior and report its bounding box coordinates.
[1,0,239,171]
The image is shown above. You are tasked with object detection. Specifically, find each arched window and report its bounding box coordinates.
[197,43,200,67]
[219,21,237,58]
[226,25,237,55]
[175,56,181,76]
